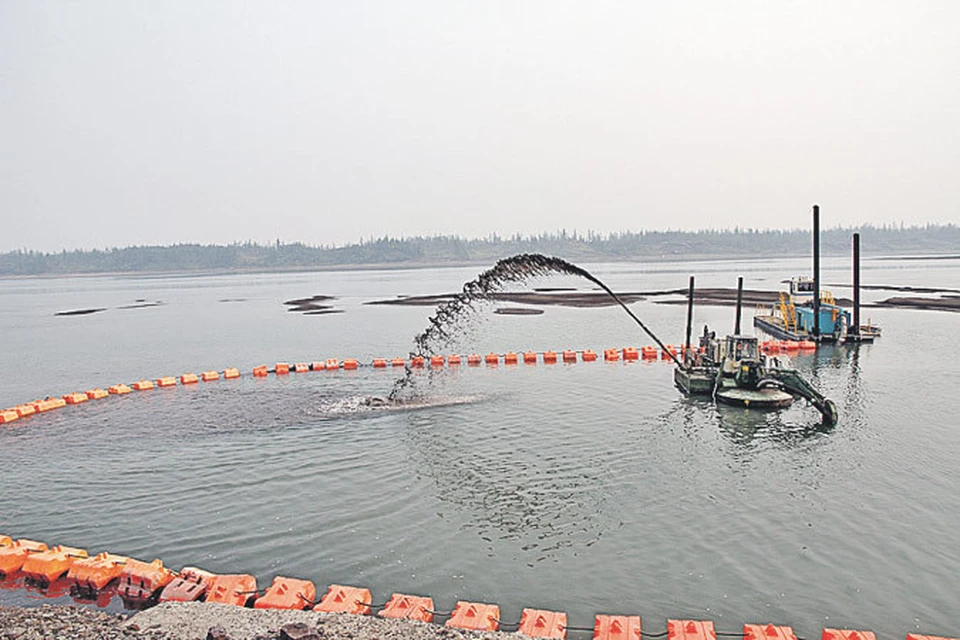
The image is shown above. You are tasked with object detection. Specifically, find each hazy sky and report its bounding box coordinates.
[2,1,958,252]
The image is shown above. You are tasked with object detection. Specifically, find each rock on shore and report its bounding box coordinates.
[1,602,521,640]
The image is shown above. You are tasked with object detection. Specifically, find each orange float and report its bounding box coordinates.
[641,346,658,359]
[253,365,269,377]
[63,392,89,405]
[275,363,290,375]
[33,398,66,412]
[604,348,620,362]
[448,354,461,365]
[582,349,598,362]
[117,558,176,607]
[378,593,434,622]
[391,358,406,367]
[201,370,220,381]
[446,601,500,631]
[0,539,48,575]
[523,351,538,364]
[822,630,876,640]
[223,367,241,379]
[0,536,11,547]
[543,350,558,364]
[668,619,716,640]
[410,356,424,368]
[158,566,216,603]
[745,624,797,640]
[518,608,567,639]
[623,347,639,361]
[294,363,310,373]
[372,358,388,368]
[108,384,132,395]
[485,353,500,365]
[156,377,176,388]
[313,584,372,615]
[467,354,481,366]
[906,635,958,640]
[504,352,519,365]
[799,340,817,351]
[562,350,577,363]
[205,573,258,606]
[132,380,155,391]
[595,615,641,640]
[662,345,678,359]
[254,576,316,610]
[68,552,129,592]
[343,358,359,370]
[180,373,199,384]
[310,362,326,371]
[85,388,109,400]
[325,358,340,370]
[0,410,18,424]
[21,545,88,584]
[14,403,37,417]
[780,341,799,352]
[430,355,445,367]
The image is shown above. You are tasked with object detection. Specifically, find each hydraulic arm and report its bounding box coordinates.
[762,368,839,425]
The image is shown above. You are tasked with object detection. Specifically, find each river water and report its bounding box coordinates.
[0,256,957,637]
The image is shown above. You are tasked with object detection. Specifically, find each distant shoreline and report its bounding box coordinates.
[1,250,956,281]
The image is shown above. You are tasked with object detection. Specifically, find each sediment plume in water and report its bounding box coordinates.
[389,253,677,400]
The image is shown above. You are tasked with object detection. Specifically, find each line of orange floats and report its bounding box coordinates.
[0,342,819,425]
[0,536,952,640]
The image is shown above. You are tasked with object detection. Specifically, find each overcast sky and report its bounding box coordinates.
[2,1,958,252]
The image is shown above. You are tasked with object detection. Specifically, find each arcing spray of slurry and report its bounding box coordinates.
[389,253,678,401]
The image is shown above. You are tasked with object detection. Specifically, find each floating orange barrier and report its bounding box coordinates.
[543,350,558,364]
[446,601,500,631]
[467,354,481,366]
[14,404,36,417]
[180,373,199,384]
[662,345,678,359]
[523,351,538,364]
[275,363,290,375]
[325,358,340,370]
[0,536,12,547]
[63,392,89,405]
[294,363,310,373]
[108,384,132,395]
[485,353,500,365]
[156,377,176,388]
[223,368,241,379]
[21,545,88,584]
[641,346,658,359]
[604,349,620,362]
[595,615,641,640]
[254,576,316,610]
[391,358,406,367]
[372,358,387,368]
[623,347,639,361]
[343,358,359,370]
[799,340,817,351]
[378,593,434,622]
[430,355,445,367]
[518,608,567,639]
[745,624,796,640]
[132,380,155,391]
[780,341,799,352]
[159,566,216,603]
[448,354,461,365]
[906,635,958,640]
[206,573,258,606]
[562,350,577,363]
[668,619,716,640]
[310,362,326,371]
[253,365,269,377]
[761,341,779,354]
[117,558,176,607]
[33,398,66,412]
[85,388,109,400]
[201,370,220,381]
[503,352,518,365]
[822,629,876,640]
[0,410,18,424]
[410,356,424,368]
[0,539,48,575]
[67,552,129,592]
[582,349,597,362]
[313,584,372,615]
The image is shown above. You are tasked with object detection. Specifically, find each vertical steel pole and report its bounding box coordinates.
[853,232,861,336]
[734,276,744,335]
[813,204,821,338]
[685,275,695,367]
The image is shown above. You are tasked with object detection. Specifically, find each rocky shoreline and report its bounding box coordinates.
[0,603,521,640]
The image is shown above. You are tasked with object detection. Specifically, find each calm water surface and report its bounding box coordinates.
[1,257,958,637]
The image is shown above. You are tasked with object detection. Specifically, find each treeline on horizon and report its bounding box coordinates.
[2,224,957,276]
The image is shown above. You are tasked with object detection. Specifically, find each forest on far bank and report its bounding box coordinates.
[2,224,957,276]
